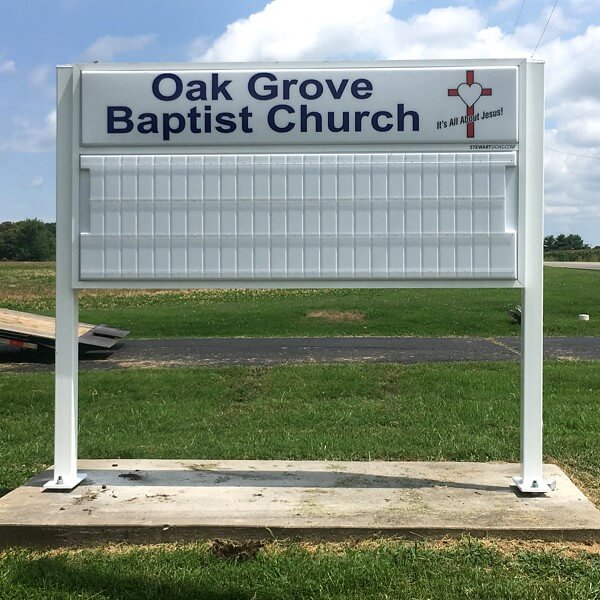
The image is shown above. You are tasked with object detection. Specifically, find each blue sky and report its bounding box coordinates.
[1,0,599,243]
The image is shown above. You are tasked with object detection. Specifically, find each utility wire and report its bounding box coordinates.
[508,0,527,47]
[531,0,559,57]
[546,147,600,161]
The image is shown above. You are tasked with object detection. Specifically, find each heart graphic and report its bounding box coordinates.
[457,82,482,108]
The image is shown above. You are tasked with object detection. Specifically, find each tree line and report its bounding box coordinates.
[0,219,56,261]
[543,234,600,262]
[0,219,597,262]
[544,234,590,251]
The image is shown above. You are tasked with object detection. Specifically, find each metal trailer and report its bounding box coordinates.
[0,308,128,351]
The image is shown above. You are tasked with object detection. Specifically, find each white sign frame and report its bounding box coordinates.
[46,59,551,494]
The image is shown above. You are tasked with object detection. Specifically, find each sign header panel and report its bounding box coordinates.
[81,66,518,146]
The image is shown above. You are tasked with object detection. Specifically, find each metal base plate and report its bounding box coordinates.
[42,473,87,492]
[513,476,557,494]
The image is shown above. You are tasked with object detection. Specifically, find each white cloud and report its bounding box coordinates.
[191,0,600,242]
[29,65,50,88]
[536,25,600,241]
[541,25,600,103]
[82,34,156,61]
[493,0,521,12]
[195,0,399,62]
[567,0,600,15]
[1,110,56,153]
[0,60,16,73]
[193,2,516,63]
[28,65,54,100]
[188,35,212,60]
[28,175,44,188]
[544,205,582,215]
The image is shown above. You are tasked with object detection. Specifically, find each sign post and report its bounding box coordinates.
[45,59,553,494]
[513,61,553,493]
[44,66,86,489]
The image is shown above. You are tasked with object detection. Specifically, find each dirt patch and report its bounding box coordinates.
[188,463,218,471]
[548,458,600,508]
[475,538,600,557]
[267,538,600,557]
[71,490,98,505]
[306,310,365,323]
[208,539,266,561]
[28,538,600,559]
[144,493,173,503]
[118,472,144,481]
[113,359,200,370]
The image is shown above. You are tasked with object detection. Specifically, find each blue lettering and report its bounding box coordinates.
[326,78,349,99]
[300,105,322,132]
[239,106,253,133]
[299,79,323,100]
[211,73,232,100]
[186,80,208,101]
[137,112,158,134]
[248,72,277,100]
[268,105,295,132]
[327,111,349,132]
[397,104,419,131]
[162,112,185,140]
[215,112,236,133]
[152,73,183,101]
[371,110,393,132]
[351,79,373,99]
[107,106,133,133]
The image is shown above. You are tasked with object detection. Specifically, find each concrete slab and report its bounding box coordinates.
[0,460,598,548]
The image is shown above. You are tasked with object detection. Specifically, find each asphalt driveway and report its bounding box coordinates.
[1,336,598,373]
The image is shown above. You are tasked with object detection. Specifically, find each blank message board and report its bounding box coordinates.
[79,152,517,281]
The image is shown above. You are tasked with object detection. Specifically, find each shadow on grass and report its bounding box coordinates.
[9,557,244,600]
[0,347,117,366]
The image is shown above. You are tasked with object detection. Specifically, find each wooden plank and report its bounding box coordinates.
[0,309,94,340]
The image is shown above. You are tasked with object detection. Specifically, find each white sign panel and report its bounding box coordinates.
[72,61,526,286]
[79,152,517,282]
[81,67,518,146]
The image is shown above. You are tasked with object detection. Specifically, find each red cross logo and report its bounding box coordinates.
[448,70,492,138]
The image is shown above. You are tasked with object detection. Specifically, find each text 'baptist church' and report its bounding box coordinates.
[107,72,420,140]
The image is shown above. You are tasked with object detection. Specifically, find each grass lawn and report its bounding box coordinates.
[1,361,599,598]
[1,361,598,504]
[1,539,599,599]
[1,263,599,598]
[0,262,598,337]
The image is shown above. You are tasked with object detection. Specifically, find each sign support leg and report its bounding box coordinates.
[43,288,85,490]
[44,65,86,491]
[513,285,554,493]
[513,60,554,494]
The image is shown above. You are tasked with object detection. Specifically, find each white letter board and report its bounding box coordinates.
[72,61,525,287]
[79,152,517,281]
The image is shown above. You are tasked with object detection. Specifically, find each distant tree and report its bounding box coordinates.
[544,233,589,251]
[0,219,56,261]
[0,221,18,260]
[544,235,556,251]
[564,234,589,250]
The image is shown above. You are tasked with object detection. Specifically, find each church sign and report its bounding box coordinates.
[47,59,551,496]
